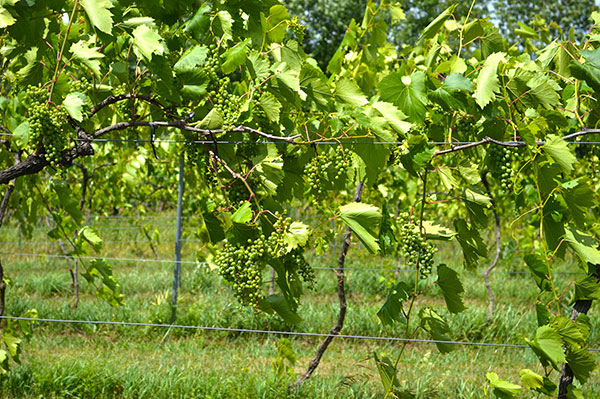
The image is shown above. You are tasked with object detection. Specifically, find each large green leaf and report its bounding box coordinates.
[526,325,566,370]
[231,202,253,224]
[335,78,368,107]
[70,40,104,78]
[377,280,410,326]
[259,92,282,123]
[80,0,114,34]
[0,6,16,28]
[566,347,596,384]
[372,101,412,135]
[570,60,600,93]
[2,332,21,359]
[486,372,522,398]
[544,134,576,174]
[79,226,102,252]
[420,4,457,40]
[174,46,208,73]
[524,253,552,292]
[132,25,167,61]
[562,178,594,228]
[573,276,600,302]
[519,369,557,396]
[565,225,600,272]
[339,203,381,254]
[63,92,87,122]
[475,52,505,109]
[221,39,250,74]
[52,180,82,225]
[453,218,487,270]
[185,4,211,40]
[419,307,453,353]
[282,221,309,253]
[262,295,302,325]
[436,265,466,314]
[379,71,427,123]
[265,5,290,42]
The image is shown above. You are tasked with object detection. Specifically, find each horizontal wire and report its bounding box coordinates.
[1,252,585,275]
[2,316,598,352]
[3,132,600,146]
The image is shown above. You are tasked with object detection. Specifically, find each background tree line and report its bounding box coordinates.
[286,0,599,67]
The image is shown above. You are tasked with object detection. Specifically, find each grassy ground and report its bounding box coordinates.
[0,216,598,398]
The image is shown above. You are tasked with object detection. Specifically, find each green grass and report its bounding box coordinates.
[0,218,599,398]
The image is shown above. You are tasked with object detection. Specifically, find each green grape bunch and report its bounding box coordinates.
[486,145,517,191]
[397,213,437,278]
[69,78,93,96]
[215,216,314,306]
[304,148,350,199]
[24,85,70,169]
[452,112,478,141]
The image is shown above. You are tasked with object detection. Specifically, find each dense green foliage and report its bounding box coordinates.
[0,0,600,397]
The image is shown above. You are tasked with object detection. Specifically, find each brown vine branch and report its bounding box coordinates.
[434,129,600,156]
[289,181,364,390]
[481,173,501,322]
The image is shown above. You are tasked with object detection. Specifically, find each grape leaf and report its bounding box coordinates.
[79,226,103,252]
[132,25,167,61]
[486,372,523,398]
[565,225,600,272]
[566,347,596,384]
[519,369,557,396]
[475,52,505,108]
[221,39,250,74]
[80,0,114,34]
[372,101,412,135]
[421,4,457,40]
[174,46,208,73]
[283,221,309,253]
[259,92,282,123]
[335,78,368,107]
[0,6,16,28]
[373,352,400,392]
[526,325,566,370]
[379,71,427,123]
[419,307,453,353]
[377,280,410,326]
[339,203,381,254]
[544,134,576,174]
[63,92,87,122]
[436,265,466,314]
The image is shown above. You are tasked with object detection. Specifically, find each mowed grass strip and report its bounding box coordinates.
[0,222,598,398]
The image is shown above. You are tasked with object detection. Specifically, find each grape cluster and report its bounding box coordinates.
[203,46,243,130]
[226,179,252,205]
[452,113,478,140]
[397,213,437,277]
[215,216,314,306]
[25,86,69,168]
[288,16,306,43]
[487,145,517,191]
[207,77,242,130]
[284,248,315,288]
[69,78,93,95]
[305,149,350,198]
[216,238,266,306]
